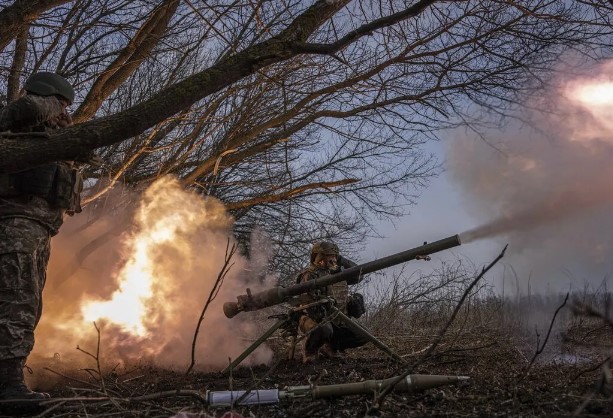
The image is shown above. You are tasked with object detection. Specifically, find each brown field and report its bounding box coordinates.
[2,285,613,418]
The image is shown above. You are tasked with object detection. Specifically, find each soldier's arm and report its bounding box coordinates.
[338,255,358,269]
[338,254,364,285]
[0,95,65,131]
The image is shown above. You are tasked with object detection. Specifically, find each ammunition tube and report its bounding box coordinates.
[204,375,469,406]
[311,375,469,398]
[206,389,280,406]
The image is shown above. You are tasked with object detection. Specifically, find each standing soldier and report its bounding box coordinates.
[297,241,368,363]
[0,72,86,403]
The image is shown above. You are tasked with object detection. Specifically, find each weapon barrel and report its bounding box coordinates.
[224,234,461,318]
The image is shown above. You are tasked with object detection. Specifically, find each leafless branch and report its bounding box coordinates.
[368,244,508,414]
[186,238,238,374]
[518,292,569,380]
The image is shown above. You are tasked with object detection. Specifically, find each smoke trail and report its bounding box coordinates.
[449,60,613,287]
[460,183,613,243]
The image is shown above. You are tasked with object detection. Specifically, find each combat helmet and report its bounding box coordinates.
[311,241,339,263]
[24,72,75,105]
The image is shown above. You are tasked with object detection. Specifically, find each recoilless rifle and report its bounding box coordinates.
[222,234,462,373]
[224,234,461,318]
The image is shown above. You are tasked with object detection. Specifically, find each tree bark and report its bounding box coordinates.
[0,0,70,52]
[0,0,442,173]
[6,27,28,102]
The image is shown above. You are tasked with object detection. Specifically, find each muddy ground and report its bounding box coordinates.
[2,325,611,418]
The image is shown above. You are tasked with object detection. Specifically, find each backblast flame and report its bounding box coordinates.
[34,175,274,371]
[82,176,232,338]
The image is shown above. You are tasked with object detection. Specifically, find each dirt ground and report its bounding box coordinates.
[2,325,611,418]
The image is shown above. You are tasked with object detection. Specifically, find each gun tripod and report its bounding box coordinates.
[222,298,406,374]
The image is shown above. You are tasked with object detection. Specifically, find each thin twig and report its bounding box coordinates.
[76,322,107,393]
[186,238,237,374]
[93,322,107,394]
[121,374,145,383]
[35,400,67,417]
[518,292,569,380]
[570,356,611,383]
[43,367,100,389]
[232,355,286,407]
[368,244,508,415]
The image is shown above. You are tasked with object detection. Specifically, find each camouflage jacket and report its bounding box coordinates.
[297,263,353,321]
[297,254,361,308]
[0,95,69,234]
[0,94,65,132]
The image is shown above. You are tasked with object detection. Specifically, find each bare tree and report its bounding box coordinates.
[0,0,610,273]
[0,0,71,52]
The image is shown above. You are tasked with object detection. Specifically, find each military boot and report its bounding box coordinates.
[302,346,317,364]
[0,358,50,401]
[318,343,341,359]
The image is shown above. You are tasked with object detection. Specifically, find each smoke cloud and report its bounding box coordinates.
[30,177,274,381]
[449,60,613,291]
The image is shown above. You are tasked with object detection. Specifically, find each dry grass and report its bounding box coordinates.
[3,261,613,417]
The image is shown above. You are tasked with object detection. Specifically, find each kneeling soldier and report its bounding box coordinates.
[297,241,368,363]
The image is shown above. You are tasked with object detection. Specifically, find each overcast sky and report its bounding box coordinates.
[362,60,613,296]
[362,139,507,292]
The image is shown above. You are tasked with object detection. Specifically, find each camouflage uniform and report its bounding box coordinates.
[0,218,51,360]
[0,90,81,402]
[297,252,368,362]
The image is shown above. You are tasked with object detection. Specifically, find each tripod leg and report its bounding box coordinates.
[331,307,407,364]
[223,318,289,374]
[288,335,297,360]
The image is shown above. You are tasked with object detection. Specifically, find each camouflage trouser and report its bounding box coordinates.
[299,314,369,356]
[329,324,369,351]
[299,315,333,356]
[0,218,51,361]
